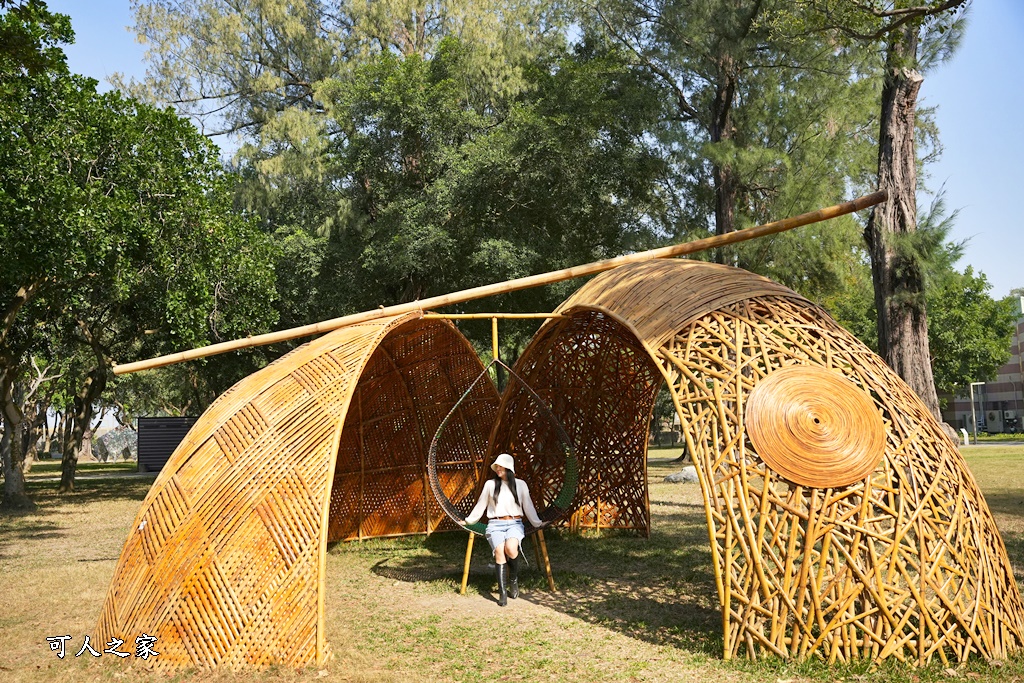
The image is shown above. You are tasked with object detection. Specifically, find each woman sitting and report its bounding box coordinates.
[464,453,544,605]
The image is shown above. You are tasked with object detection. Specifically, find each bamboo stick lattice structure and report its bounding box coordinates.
[330,318,499,541]
[489,311,663,534]
[496,259,1024,663]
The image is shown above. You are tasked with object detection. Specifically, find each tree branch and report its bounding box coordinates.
[590,3,701,122]
[2,280,43,346]
[830,0,967,42]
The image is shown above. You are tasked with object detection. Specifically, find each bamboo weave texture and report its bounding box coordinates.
[95,314,498,669]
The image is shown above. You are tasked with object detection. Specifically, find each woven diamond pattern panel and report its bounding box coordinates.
[95,314,498,670]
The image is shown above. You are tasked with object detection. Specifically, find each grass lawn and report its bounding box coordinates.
[970,434,1024,444]
[24,460,140,477]
[3,450,1024,682]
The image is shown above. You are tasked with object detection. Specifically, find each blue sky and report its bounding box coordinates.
[47,0,1024,299]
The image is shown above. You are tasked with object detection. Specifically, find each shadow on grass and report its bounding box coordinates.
[0,518,64,540]
[352,498,723,657]
[982,492,1024,520]
[976,492,1024,589]
[371,556,460,583]
[1,478,154,515]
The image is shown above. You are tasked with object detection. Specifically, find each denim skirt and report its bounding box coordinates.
[485,518,525,551]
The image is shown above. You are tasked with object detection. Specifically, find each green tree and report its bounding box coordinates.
[863,3,968,421]
[123,0,565,127]
[122,1,677,358]
[586,0,880,305]
[0,0,74,508]
[0,0,71,76]
[928,267,1016,398]
[821,194,1015,404]
[128,0,673,351]
[48,157,278,491]
[0,7,278,502]
[314,39,667,318]
[777,0,971,421]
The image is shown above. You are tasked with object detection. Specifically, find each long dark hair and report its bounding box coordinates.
[491,468,520,507]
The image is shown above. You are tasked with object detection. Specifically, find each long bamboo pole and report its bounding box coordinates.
[423,312,563,320]
[114,191,887,374]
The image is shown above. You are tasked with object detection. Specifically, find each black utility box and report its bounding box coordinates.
[137,417,198,473]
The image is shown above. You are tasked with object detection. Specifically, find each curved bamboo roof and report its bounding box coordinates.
[551,258,804,350]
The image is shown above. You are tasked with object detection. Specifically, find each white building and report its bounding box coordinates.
[942,297,1024,434]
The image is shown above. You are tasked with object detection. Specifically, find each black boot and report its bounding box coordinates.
[495,563,508,606]
[508,554,521,599]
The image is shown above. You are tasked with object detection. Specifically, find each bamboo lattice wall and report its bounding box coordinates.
[489,311,662,534]
[329,319,498,541]
[661,295,1024,662]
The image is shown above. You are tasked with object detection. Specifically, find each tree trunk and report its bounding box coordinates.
[42,413,54,459]
[864,24,942,422]
[55,410,68,458]
[59,415,80,494]
[80,425,95,461]
[711,57,738,264]
[1,373,35,510]
[22,396,45,471]
[59,366,106,493]
[60,409,72,464]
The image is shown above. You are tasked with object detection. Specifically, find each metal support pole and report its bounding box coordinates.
[970,383,976,445]
[970,381,985,445]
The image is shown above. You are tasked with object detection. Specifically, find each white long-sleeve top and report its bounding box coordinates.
[465,477,544,527]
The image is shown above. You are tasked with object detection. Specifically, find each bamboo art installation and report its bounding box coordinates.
[497,260,1024,662]
[97,191,1024,669]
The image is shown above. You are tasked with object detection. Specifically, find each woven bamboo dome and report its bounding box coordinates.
[95,312,499,669]
[496,259,1024,663]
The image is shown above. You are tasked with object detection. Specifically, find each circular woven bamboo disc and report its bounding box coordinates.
[745,366,885,489]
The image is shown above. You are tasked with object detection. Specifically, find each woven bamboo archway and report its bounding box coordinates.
[496,259,1024,663]
[96,313,499,669]
[490,310,663,534]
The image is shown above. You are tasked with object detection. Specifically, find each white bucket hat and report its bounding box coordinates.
[490,453,515,474]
